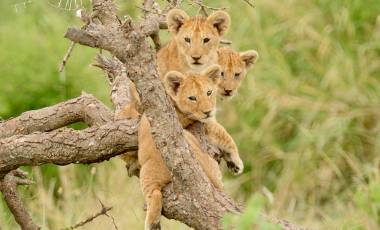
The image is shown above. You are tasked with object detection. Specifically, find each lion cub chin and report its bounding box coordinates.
[157,9,231,77]
[218,47,259,98]
[139,65,224,230]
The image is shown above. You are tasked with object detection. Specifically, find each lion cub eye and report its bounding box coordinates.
[234,73,241,79]
[221,72,225,78]
[207,90,212,96]
[188,96,197,101]
[203,38,210,43]
[184,37,191,43]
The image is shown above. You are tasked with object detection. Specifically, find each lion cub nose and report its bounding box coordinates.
[224,89,232,95]
[191,56,201,62]
[203,111,212,117]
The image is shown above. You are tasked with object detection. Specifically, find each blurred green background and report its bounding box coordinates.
[1,0,380,229]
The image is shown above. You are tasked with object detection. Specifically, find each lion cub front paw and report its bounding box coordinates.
[145,221,161,230]
[225,154,244,175]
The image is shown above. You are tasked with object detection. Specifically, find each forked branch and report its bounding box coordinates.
[0,170,40,230]
[65,0,242,229]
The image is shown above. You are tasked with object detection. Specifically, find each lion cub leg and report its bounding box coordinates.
[139,115,171,230]
[140,165,165,230]
[205,120,244,175]
[184,130,224,190]
[116,82,142,176]
[145,189,162,230]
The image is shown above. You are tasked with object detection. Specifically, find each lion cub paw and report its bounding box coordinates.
[145,221,161,230]
[225,154,244,175]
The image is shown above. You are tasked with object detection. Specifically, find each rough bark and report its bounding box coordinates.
[65,0,241,229]
[0,170,40,230]
[0,93,113,139]
[0,1,307,229]
[0,119,138,174]
[94,55,137,117]
[94,54,223,170]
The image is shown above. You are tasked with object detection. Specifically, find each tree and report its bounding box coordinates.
[0,1,240,229]
[0,1,305,229]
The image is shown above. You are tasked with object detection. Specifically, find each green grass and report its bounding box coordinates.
[1,0,380,229]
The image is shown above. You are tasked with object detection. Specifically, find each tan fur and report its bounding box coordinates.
[139,66,224,230]
[165,65,244,175]
[205,119,243,174]
[157,9,230,77]
[217,47,259,97]
[115,79,142,176]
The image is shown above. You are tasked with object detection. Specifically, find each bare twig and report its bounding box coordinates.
[0,170,40,230]
[242,0,255,8]
[61,200,112,230]
[59,41,76,72]
[93,54,124,84]
[261,214,312,230]
[104,210,119,230]
[186,0,226,12]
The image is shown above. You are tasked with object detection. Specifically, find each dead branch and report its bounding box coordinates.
[105,211,119,230]
[0,119,138,174]
[186,0,226,14]
[0,1,305,229]
[0,93,113,139]
[0,169,40,230]
[242,0,255,8]
[59,41,76,72]
[94,54,141,121]
[65,0,241,228]
[61,200,113,230]
[93,54,124,84]
[94,54,223,175]
[262,214,311,230]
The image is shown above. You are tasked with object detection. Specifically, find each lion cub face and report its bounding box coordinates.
[164,65,221,122]
[167,9,230,71]
[217,47,259,97]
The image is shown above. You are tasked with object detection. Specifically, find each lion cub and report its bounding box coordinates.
[157,9,244,174]
[157,9,230,76]
[139,65,223,229]
[217,47,259,97]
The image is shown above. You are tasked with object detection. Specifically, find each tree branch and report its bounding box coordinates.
[0,93,113,139]
[0,119,138,174]
[64,1,241,229]
[59,42,76,72]
[93,55,138,117]
[0,1,308,229]
[0,170,40,230]
[61,200,113,230]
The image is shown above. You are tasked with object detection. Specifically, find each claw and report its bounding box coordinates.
[226,160,243,175]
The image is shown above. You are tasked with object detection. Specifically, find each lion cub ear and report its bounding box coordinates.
[167,9,189,34]
[202,64,221,85]
[164,71,185,96]
[240,50,259,68]
[207,11,231,36]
